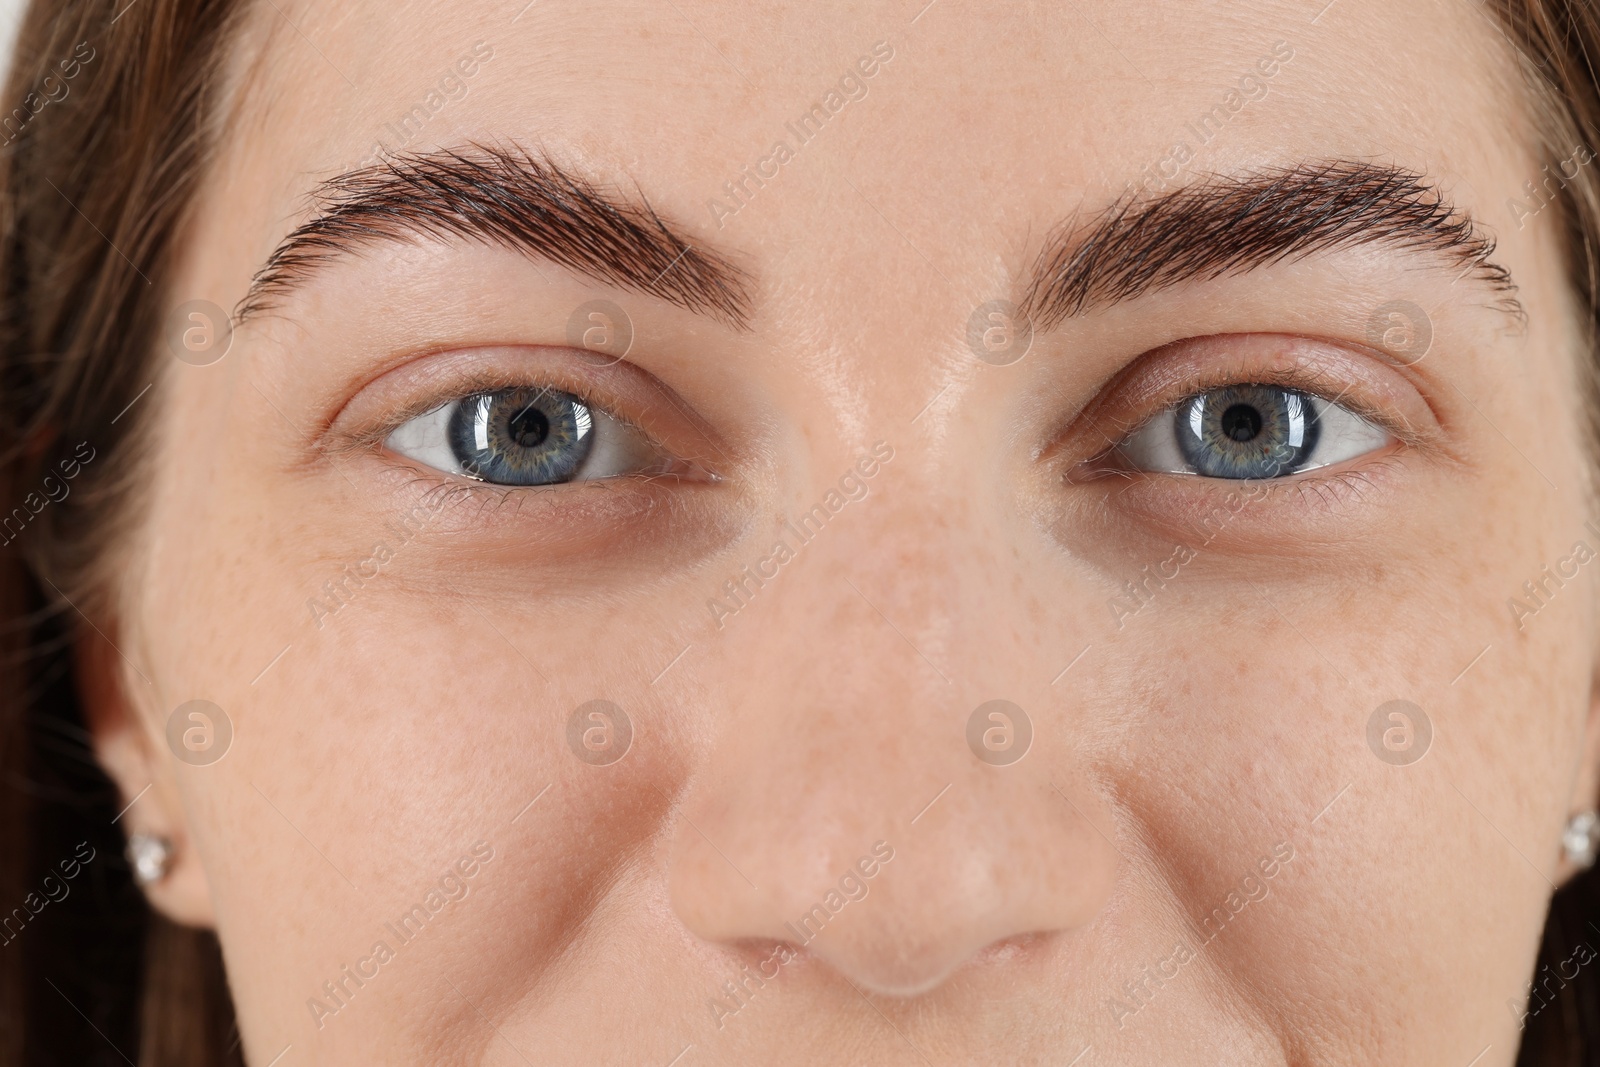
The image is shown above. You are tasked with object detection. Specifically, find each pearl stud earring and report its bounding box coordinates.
[1563,811,1599,869]
[125,833,173,885]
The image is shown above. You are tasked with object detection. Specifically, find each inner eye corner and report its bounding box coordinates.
[1063,439,1140,484]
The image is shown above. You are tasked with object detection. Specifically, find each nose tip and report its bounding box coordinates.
[763,838,964,996]
[810,920,985,998]
[668,769,1119,997]
[813,932,1023,998]
[780,870,1030,1004]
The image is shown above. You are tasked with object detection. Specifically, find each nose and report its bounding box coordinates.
[667,559,1119,996]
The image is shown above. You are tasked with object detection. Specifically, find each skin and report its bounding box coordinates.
[79,0,1600,1062]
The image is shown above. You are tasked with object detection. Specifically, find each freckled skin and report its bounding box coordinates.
[83,0,1600,1063]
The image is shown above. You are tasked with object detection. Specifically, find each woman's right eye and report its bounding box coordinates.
[384,385,675,487]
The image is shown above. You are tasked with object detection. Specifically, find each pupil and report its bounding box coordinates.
[1220,403,1263,442]
[507,402,551,448]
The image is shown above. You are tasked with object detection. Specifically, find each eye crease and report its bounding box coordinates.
[384,385,672,486]
[1115,383,1391,479]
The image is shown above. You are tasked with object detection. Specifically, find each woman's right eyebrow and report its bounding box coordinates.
[233,141,755,330]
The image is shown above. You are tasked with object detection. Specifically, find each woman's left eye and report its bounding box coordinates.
[384,386,672,486]
[1115,383,1392,479]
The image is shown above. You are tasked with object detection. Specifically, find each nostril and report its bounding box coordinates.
[970,930,1052,966]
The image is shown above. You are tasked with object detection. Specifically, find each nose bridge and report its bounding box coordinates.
[669,467,1118,995]
[809,449,994,673]
[683,572,956,875]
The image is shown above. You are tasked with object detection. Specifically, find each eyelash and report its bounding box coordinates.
[398,468,615,513]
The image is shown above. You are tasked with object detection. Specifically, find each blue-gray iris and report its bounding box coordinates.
[1174,384,1319,479]
[447,386,595,485]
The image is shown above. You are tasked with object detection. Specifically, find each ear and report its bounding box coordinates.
[77,625,215,927]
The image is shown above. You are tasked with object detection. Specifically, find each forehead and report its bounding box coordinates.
[211,0,1528,284]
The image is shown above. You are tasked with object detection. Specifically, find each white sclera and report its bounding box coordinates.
[1118,392,1390,476]
[385,393,659,483]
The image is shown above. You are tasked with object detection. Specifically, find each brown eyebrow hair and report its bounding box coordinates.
[234,142,754,329]
[1019,160,1524,329]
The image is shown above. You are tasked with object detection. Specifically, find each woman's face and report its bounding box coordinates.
[89,0,1600,1062]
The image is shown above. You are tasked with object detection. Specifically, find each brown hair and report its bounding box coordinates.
[0,0,245,1062]
[0,0,1598,1063]
[1502,7,1600,1059]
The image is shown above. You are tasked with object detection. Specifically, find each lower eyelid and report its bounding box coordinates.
[350,457,745,575]
[1057,454,1413,567]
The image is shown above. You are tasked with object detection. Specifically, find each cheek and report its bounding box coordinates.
[1105,469,1590,1050]
[156,487,695,1047]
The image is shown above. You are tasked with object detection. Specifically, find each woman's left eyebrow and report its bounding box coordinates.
[234,141,755,330]
[1019,159,1526,329]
